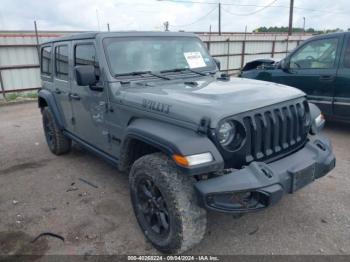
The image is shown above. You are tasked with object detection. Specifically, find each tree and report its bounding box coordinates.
[253,26,343,34]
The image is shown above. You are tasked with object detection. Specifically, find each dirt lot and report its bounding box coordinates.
[1,101,350,256]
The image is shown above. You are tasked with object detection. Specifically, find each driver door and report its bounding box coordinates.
[274,36,343,116]
[70,40,110,152]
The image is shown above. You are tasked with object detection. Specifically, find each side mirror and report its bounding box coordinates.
[213,58,221,70]
[75,65,97,86]
[279,58,289,71]
[217,73,230,81]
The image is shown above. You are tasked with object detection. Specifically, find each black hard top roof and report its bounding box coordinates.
[41,31,198,45]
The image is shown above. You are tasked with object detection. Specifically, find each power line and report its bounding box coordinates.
[170,6,217,27]
[293,6,349,15]
[158,0,283,7]
[159,0,279,33]
[156,0,349,33]
[158,0,281,7]
[157,0,218,5]
[221,0,279,16]
[221,5,349,17]
[157,0,349,14]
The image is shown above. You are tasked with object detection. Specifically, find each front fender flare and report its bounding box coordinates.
[122,118,224,175]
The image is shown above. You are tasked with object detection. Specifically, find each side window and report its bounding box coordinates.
[75,44,100,80]
[290,38,338,69]
[55,45,69,81]
[41,46,52,76]
[343,38,350,68]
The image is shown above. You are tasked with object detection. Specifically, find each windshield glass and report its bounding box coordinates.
[103,36,215,76]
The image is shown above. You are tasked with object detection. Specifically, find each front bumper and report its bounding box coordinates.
[194,136,335,213]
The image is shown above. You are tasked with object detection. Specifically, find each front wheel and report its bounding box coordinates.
[129,153,207,254]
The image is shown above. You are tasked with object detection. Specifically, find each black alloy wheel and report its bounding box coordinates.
[136,177,170,236]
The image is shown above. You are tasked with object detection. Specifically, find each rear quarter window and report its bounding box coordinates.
[41,46,52,76]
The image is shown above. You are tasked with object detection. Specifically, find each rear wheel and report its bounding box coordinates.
[42,107,71,155]
[129,153,207,254]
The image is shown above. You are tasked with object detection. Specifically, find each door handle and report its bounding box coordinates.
[54,88,61,94]
[319,75,335,82]
[69,93,81,101]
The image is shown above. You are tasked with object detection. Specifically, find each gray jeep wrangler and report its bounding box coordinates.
[38,32,335,254]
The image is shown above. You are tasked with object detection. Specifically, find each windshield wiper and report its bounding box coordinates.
[160,68,208,76]
[115,71,171,80]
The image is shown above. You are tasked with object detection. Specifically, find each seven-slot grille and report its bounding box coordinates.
[241,99,310,163]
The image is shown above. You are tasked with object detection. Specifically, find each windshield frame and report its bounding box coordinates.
[102,35,216,79]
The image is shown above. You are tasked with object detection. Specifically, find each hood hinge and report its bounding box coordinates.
[197,117,211,135]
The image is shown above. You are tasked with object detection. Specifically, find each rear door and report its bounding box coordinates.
[53,42,75,132]
[273,35,342,116]
[333,34,350,118]
[70,40,110,152]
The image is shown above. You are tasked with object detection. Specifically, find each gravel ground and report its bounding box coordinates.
[0,101,350,256]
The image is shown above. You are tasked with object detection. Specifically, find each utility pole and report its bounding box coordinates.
[107,23,110,32]
[208,24,212,52]
[163,21,169,31]
[288,0,294,36]
[218,2,221,35]
[302,17,306,33]
[34,21,40,60]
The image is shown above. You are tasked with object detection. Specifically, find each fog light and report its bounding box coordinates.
[206,191,268,211]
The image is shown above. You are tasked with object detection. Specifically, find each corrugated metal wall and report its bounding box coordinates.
[0,32,71,95]
[0,31,312,96]
[201,34,310,74]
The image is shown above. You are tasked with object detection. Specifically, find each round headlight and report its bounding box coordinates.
[218,121,236,145]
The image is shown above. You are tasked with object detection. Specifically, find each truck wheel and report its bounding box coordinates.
[42,107,71,155]
[129,153,207,254]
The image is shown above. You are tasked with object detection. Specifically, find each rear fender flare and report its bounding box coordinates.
[38,89,65,129]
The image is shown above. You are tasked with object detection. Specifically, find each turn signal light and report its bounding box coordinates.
[172,152,214,167]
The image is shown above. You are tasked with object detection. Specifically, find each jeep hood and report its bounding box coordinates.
[111,77,305,128]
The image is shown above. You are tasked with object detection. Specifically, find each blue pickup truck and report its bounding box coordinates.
[240,32,350,121]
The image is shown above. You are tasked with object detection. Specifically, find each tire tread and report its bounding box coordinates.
[42,107,71,155]
[130,153,207,254]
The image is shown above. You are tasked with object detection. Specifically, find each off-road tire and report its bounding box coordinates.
[42,107,71,155]
[129,153,207,254]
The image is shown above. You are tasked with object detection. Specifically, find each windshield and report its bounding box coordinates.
[103,36,215,76]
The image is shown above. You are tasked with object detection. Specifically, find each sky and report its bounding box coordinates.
[0,0,349,33]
